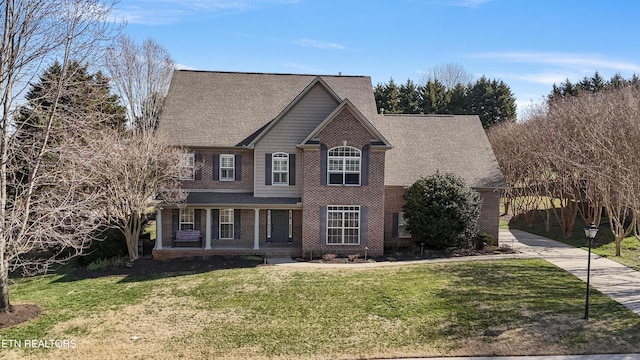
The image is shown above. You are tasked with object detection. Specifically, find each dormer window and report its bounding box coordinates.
[328,146,361,185]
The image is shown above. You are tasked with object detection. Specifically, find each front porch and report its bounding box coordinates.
[152,244,301,260]
[154,201,303,260]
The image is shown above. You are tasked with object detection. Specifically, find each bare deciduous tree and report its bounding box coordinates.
[489,85,640,256]
[0,0,118,312]
[106,35,175,133]
[422,62,474,89]
[94,130,186,262]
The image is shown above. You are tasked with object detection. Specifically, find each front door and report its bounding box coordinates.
[271,210,289,242]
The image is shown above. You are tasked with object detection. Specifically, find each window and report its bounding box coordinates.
[327,206,360,244]
[179,153,195,180]
[219,209,234,239]
[220,154,235,181]
[272,153,289,185]
[328,146,360,185]
[179,208,194,230]
[398,212,411,238]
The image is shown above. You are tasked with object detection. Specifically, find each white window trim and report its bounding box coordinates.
[272,152,289,186]
[179,208,194,230]
[326,205,360,245]
[220,154,235,181]
[398,211,411,238]
[219,209,234,239]
[327,146,361,186]
[179,153,195,180]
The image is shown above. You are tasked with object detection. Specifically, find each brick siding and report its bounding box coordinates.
[476,189,501,245]
[301,106,386,257]
[179,148,254,190]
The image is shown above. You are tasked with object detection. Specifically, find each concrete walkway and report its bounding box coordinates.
[500,229,640,316]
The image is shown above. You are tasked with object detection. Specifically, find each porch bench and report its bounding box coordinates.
[173,230,202,248]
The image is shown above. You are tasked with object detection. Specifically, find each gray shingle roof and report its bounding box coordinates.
[370,114,507,189]
[159,70,378,147]
[161,70,506,190]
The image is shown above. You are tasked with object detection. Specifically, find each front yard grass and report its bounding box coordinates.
[2,260,640,359]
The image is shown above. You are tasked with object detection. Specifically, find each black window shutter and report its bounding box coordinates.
[320,144,327,186]
[265,153,272,185]
[212,209,219,239]
[361,144,369,186]
[320,206,327,245]
[360,206,368,245]
[213,154,220,181]
[172,209,179,238]
[194,153,202,180]
[194,209,201,230]
[234,209,241,239]
[289,153,296,185]
[392,212,399,237]
[235,154,242,181]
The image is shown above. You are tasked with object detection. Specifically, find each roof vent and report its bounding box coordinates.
[338,72,342,76]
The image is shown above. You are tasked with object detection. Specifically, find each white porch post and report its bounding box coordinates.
[253,208,260,250]
[205,208,212,250]
[155,208,163,250]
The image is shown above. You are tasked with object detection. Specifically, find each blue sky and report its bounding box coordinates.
[113,0,640,116]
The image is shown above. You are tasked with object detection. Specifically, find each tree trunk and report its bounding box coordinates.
[615,236,623,257]
[124,214,142,262]
[0,259,12,313]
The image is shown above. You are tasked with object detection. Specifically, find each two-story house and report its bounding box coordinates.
[152,70,507,260]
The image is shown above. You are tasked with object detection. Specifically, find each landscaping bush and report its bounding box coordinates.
[403,172,481,249]
[471,232,493,250]
[77,227,128,266]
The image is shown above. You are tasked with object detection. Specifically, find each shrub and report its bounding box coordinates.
[77,227,128,266]
[403,172,481,249]
[472,232,493,250]
[322,253,337,261]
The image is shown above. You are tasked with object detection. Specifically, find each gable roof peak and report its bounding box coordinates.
[299,98,392,148]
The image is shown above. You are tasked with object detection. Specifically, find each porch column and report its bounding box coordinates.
[205,208,212,250]
[253,208,260,250]
[155,208,163,250]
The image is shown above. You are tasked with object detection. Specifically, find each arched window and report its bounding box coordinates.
[272,152,289,185]
[328,146,361,185]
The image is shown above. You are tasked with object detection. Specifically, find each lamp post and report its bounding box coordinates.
[583,223,599,320]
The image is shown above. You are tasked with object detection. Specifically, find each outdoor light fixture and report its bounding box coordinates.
[583,223,599,320]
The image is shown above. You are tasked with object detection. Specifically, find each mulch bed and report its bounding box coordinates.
[0,304,42,330]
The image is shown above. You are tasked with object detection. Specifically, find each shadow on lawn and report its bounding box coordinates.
[53,255,264,283]
[507,208,617,249]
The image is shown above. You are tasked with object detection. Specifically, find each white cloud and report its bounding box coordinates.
[293,39,345,50]
[175,63,197,70]
[451,0,492,8]
[512,71,578,86]
[474,51,640,73]
[113,0,297,25]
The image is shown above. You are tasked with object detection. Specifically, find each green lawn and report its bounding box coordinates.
[2,260,640,359]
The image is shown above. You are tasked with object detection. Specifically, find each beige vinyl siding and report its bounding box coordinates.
[254,84,339,197]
